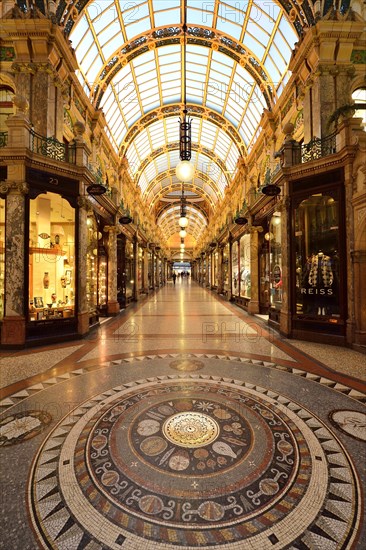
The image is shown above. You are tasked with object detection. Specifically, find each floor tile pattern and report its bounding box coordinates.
[28,372,362,549]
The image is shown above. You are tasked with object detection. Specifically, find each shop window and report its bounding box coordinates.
[269,212,282,311]
[232,241,239,297]
[29,192,75,322]
[0,198,4,320]
[240,234,251,297]
[294,192,340,318]
[213,251,218,287]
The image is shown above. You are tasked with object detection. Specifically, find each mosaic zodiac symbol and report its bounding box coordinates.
[182,496,243,522]
[246,468,288,505]
[274,432,294,465]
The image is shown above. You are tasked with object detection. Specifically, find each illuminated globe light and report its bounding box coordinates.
[179,229,187,238]
[179,215,188,228]
[175,160,195,182]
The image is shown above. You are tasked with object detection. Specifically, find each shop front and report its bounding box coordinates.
[290,170,346,342]
[27,171,78,341]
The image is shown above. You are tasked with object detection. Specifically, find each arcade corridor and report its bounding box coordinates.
[0,281,365,549]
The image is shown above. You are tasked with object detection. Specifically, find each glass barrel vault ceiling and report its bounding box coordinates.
[69,0,299,239]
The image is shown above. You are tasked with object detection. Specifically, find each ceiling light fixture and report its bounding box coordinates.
[177,0,192,231]
[175,0,194,184]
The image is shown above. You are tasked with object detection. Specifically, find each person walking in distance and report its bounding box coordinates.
[172,272,177,285]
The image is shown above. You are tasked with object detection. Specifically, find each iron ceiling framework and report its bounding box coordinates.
[64,0,304,246]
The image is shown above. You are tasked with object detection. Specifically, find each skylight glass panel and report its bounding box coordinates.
[70,18,89,49]
[264,56,281,83]
[98,18,121,48]
[267,46,286,75]
[246,20,270,47]
[125,17,151,40]
[154,8,180,27]
[279,17,297,47]
[242,34,265,59]
[216,18,242,40]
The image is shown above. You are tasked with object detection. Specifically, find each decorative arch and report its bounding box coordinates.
[91,26,276,110]
[121,104,246,157]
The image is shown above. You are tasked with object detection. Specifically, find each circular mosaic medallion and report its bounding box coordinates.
[163,412,219,448]
[329,409,366,441]
[0,410,52,447]
[29,376,362,549]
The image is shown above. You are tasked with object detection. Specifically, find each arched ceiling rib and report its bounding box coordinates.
[158,204,208,241]
[121,105,247,157]
[145,169,222,209]
[125,118,241,180]
[91,26,276,109]
[150,183,215,214]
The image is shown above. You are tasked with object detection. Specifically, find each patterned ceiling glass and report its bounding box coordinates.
[69,0,298,207]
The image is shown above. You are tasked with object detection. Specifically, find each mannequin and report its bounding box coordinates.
[301,250,334,315]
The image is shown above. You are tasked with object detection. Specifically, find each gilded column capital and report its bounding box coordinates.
[77,196,92,211]
[277,196,291,212]
[104,225,121,235]
[0,181,29,195]
[249,225,263,233]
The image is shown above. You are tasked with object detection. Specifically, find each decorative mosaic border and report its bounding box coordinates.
[1,353,365,415]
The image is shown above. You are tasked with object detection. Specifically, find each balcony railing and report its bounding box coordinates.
[30,130,76,163]
[0,132,8,148]
[301,132,337,164]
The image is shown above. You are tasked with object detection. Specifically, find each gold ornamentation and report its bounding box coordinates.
[163,412,219,448]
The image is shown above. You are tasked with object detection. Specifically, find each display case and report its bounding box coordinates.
[240,234,251,298]
[291,173,345,340]
[213,251,218,288]
[232,241,239,297]
[223,244,229,294]
[125,240,134,301]
[28,192,75,324]
[98,245,108,315]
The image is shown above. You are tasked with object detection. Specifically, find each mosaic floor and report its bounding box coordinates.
[0,282,365,549]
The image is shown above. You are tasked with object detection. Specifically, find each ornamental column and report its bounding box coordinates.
[247,226,262,314]
[1,181,28,346]
[278,197,291,337]
[133,235,139,301]
[104,225,121,315]
[228,239,233,300]
[77,197,91,335]
[143,247,149,293]
[150,249,155,289]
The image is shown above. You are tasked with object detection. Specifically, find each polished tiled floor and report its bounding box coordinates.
[0,281,365,549]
